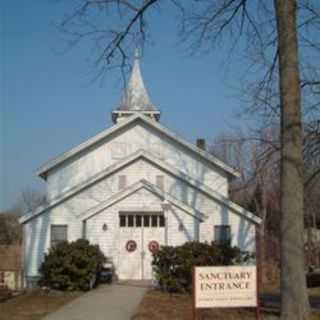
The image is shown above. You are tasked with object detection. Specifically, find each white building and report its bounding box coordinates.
[20,54,261,285]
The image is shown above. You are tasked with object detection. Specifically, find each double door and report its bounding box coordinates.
[118,213,165,280]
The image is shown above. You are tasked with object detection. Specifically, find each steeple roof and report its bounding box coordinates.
[112,50,160,123]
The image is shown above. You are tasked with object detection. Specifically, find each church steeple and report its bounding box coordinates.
[112,50,160,124]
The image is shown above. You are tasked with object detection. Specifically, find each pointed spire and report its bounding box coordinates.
[112,49,160,124]
[134,47,140,60]
[119,50,156,112]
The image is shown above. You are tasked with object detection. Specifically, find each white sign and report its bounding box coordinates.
[194,266,257,308]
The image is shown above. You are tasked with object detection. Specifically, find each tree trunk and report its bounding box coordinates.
[273,1,310,319]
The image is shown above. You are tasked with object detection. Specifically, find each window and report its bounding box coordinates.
[136,215,142,227]
[214,225,231,245]
[156,176,164,190]
[151,215,158,227]
[82,221,87,239]
[120,215,126,227]
[144,215,150,227]
[51,225,68,247]
[128,215,134,227]
[118,213,164,228]
[118,175,127,190]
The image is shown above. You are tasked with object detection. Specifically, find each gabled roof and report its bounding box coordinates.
[22,149,261,225]
[81,179,205,222]
[36,114,240,179]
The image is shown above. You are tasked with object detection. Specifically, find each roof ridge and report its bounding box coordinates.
[36,113,240,179]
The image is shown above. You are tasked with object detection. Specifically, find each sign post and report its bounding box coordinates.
[193,265,260,320]
[192,267,199,320]
[255,225,261,320]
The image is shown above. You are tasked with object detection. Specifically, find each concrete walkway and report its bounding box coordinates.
[43,283,148,320]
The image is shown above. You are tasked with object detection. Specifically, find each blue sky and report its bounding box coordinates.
[1,1,252,211]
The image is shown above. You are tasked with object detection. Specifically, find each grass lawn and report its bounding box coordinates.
[132,289,320,320]
[263,282,320,296]
[0,289,82,320]
[132,290,278,320]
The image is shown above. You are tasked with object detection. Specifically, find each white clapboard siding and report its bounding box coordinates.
[47,124,229,200]
[23,210,82,277]
[43,159,227,220]
[22,61,260,283]
[23,158,255,279]
[85,187,197,277]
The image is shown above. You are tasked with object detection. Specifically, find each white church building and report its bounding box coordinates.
[20,54,261,285]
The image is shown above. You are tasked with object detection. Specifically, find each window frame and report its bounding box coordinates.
[118,213,165,228]
[151,215,158,227]
[119,215,126,227]
[136,215,142,227]
[50,225,68,247]
[127,215,134,227]
[143,215,150,227]
[214,225,231,245]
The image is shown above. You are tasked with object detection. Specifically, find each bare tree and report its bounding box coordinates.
[6,188,48,218]
[54,1,320,318]
[273,2,309,318]
[210,126,282,285]
[0,212,22,245]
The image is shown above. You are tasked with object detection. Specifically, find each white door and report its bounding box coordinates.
[118,214,142,280]
[118,213,165,280]
[143,215,165,280]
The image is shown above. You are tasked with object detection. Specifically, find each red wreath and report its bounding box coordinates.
[148,241,160,253]
[126,240,137,252]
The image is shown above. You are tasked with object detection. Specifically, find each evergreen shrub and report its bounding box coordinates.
[39,239,106,291]
[152,241,253,293]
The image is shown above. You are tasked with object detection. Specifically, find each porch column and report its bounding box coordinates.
[161,200,171,246]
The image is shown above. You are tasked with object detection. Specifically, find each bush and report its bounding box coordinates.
[152,241,253,293]
[39,239,106,291]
